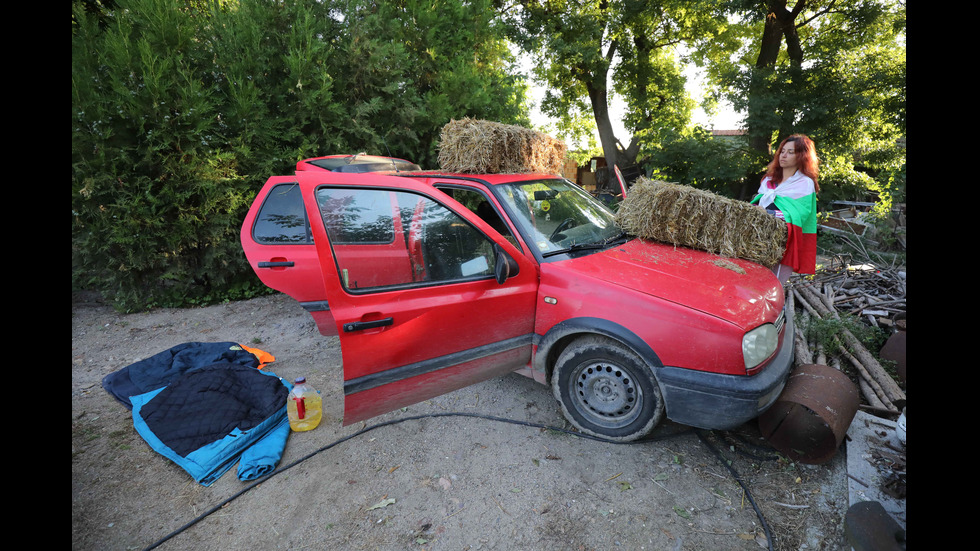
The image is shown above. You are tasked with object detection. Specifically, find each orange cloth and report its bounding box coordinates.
[240,344,276,369]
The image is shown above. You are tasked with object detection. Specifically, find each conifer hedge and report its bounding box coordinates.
[72,0,529,311]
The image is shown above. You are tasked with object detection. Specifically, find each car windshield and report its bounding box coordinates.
[495,178,626,256]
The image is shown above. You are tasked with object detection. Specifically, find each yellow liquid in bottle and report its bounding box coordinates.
[287,393,322,431]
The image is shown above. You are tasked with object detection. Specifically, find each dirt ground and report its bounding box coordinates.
[72,292,850,551]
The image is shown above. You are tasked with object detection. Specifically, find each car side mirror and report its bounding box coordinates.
[493,244,519,284]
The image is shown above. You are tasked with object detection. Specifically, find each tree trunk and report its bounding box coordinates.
[748,0,808,155]
[584,36,627,171]
[755,9,784,68]
[587,81,621,170]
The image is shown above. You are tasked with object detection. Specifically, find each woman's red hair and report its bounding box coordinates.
[764,134,820,192]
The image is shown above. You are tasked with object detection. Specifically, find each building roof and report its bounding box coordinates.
[711,129,747,137]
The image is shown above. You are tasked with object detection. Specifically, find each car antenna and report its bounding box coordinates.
[382,137,399,172]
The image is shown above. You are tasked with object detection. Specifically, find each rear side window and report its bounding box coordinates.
[253,183,311,244]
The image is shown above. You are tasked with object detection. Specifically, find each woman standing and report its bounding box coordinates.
[752,134,819,282]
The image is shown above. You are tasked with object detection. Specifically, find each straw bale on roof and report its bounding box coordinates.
[437,118,567,175]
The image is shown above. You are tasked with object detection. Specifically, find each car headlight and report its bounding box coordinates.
[743,323,778,371]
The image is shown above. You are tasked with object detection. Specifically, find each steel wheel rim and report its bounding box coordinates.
[571,361,643,427]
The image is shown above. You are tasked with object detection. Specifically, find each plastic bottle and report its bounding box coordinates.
[286,377,322,431]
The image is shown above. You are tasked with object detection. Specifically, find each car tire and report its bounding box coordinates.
[552,335,665,442]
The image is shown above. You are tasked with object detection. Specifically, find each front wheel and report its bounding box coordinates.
[551,336,665,442]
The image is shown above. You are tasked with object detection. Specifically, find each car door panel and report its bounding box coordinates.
[300,172,538,425]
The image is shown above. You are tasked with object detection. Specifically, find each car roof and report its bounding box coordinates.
[296,156,563,184]
[297,154,422,173]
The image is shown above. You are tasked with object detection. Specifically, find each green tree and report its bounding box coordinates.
[204,0,348,179]
[72,0,250,310]
[506,0,725,170]
[331,0,530,168]
[689,0,906,201]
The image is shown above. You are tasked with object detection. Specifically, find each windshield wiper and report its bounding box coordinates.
[541,244,595,258]
[601,231,630,245]
[541,232,630,258]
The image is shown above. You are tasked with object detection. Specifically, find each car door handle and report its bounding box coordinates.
[258,261,295,268]
[343,317,394,333]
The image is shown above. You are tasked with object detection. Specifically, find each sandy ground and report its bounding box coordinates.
[72,292,850,551]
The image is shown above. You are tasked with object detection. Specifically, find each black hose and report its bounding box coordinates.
[696,430,776,551]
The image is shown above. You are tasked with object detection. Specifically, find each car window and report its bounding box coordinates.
[434,185,521,251]
[315,188,496,292]
[318,188,396,244]
[253,183,311,244]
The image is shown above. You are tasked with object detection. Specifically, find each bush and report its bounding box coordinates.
[72,1,269,311]
[644,127,765,200]
[72,0,530,311]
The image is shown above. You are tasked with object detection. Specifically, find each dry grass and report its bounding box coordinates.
[437,118,567,175]
[615,178,787,266]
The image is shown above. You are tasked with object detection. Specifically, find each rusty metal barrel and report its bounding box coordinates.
[759,364,860,464]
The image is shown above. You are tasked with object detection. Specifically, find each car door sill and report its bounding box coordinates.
[344,333,535,395]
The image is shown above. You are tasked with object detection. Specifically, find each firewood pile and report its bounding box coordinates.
[787,258,906,414]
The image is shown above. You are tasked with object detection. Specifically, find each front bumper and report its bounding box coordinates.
[653,308,796,430]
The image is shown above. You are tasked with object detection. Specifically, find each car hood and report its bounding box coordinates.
[560,238,784,328]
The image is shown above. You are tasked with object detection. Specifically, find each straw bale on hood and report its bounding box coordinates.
[614,178,787,267]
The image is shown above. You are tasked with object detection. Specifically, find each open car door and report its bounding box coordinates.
[241,176,337,336]
[613,165,628,198]
[297,172,539,424]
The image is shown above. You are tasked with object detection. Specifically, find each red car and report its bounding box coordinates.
[241,164,794,441]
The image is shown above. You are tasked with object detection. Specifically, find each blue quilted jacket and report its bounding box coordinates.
[103,343,291,486]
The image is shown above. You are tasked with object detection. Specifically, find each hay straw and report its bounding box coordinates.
[437,118,567,174]
[615,178,787,267]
